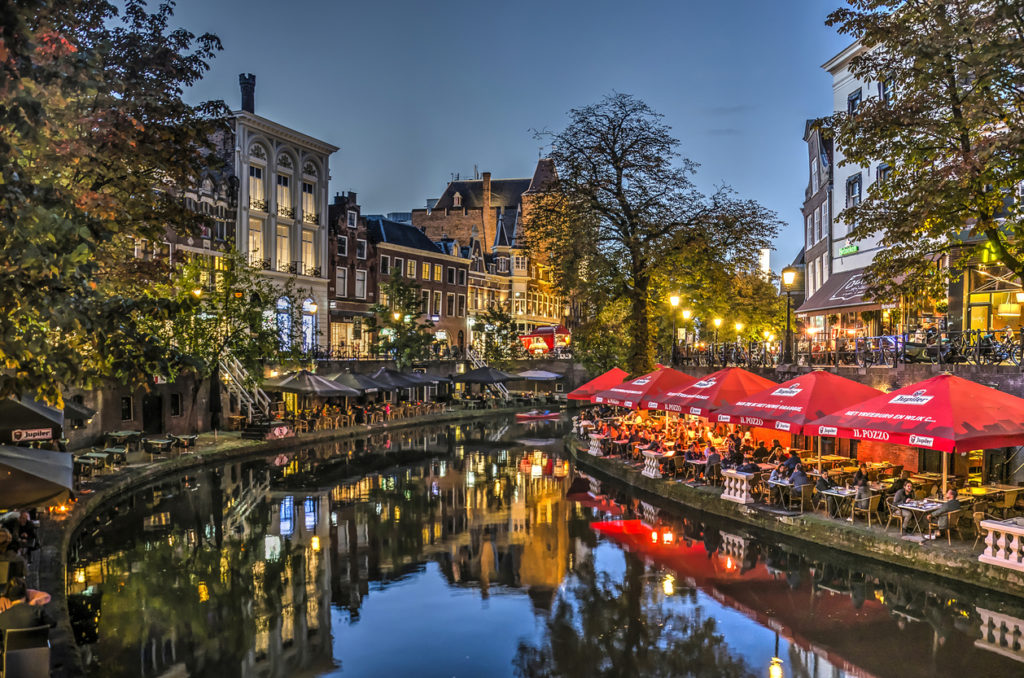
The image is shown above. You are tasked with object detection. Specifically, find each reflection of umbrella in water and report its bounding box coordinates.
[0,445,73,508]
[515,438,557,447]
[265,370,361,397]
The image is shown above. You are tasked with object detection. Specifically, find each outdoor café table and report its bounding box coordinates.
[170,434,198,453]
[73,458,96,478]
[897,499,944,533]
[144,437,173,456]
[106,430,141,450]
[768,479,794,505]
[227,415,247,431]
[685,458,708,481]
[611,439,630,457]
[100,447,127,464]
[81,450,112,468]
[821,487,858,520]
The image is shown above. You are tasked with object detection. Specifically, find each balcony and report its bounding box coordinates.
[303,212,320,226]
[249,256,271,270]
[278,205,295,219]
[249,198,268,212]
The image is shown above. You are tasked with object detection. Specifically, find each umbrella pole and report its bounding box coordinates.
[942,451,947,496]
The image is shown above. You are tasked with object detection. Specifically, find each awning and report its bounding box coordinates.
[796,267,881,316]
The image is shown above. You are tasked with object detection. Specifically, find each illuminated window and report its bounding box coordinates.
[276,225,290,271]
[248,218,264,263]
[422,261,430,280]
[276,174,291,211]
[433,264,442,281]
[406,259,416,278]
[301,181,316,218]
[301,230,315,274]
[280,497,294,537]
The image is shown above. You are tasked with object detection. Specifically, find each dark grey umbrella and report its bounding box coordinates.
[0,446,73,508]
[266,370,361,397]
[322,371,383,394]
[370,368,421,390]
[454,366,519,384]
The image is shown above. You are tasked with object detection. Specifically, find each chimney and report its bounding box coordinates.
[239,73,255,113]
[481,172,495,252]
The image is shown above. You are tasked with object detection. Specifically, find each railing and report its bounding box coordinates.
[674,341,779,368]
[303,212,320,225]
[978,517,1024,573]
[793,329,1023,369]
[249,198,267,212]
[466,346,510,398]
[721,469,759,505]
[220,355,271,422]
[278,205,295,219]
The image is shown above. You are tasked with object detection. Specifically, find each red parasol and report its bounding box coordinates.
[648,367,777,417]
[567,367,630,401]
[804,373,1024,453]
[591,367,696,410]
[711,370,884,435]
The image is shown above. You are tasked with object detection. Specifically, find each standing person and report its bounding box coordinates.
[853,463,869,487]
[0,529,26,582]
[768,439,785,462]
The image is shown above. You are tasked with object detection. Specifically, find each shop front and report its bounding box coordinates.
[958,264,1024,333]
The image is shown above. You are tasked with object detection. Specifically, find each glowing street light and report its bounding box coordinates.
[781,265,799,363]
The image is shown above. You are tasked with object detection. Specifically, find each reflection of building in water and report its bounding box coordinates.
[329,449,571,615]
[976,607,1024,663]
[66,463,333,678]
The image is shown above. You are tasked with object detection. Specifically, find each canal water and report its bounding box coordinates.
[66,415,1024,677]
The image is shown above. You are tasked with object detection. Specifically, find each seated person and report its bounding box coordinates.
[0,528,26,583]
[3,512,36,556]
[854,477,872,511]
[752,441,769,461]
[768,464,790,505]
[853,463,870,487]
[892,480,916,526]
[768,439,785,463]
[925,488,962,540]
[0,578,55,649]
[790,463,810,489]
[735,460,760,474]
[704,449,722,480]
[782,450,801,471]
[815,470,841,517]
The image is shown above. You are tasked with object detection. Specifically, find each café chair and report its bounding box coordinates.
[2,625,50,678]
[852,493,882,527]
[926,509,963,545]
[993,489,1021,519]
[885,496,905,533]
[973,508,997,550]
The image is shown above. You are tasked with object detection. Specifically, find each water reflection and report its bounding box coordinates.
[66,416,1024,677]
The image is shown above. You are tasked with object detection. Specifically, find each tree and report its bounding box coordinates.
[366,274,435,369]
[823,1,1024,302]
[0,0,226,403]
[525,94,780,373]
[154,248,310,430]
[474,303,524,367]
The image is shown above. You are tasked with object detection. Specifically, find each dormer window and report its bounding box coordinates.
[453,191,462,208]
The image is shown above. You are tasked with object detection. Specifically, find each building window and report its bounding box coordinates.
[453,191,462,208]
[817,254,825,288]
[302,181,316,219]
[356,239,367,260]
[248,166,266,207]
[458,269,466,286]
[337,235,347,256]
[433,291,443,316]
[879,78,893,107]
[393,257,403,277]
[120,396,133,421]
[301,298,317,351]
[498,258,508,273]
[421,290,429,314]
[276,225,291,272]
[805,214,813,247]
[355,270,367,299]
[846,174,862,208]
[248,218,264,264]
[276,297,292,350]
[422,261,430,280]
[433,264,442,281]
[515,256,526,271]
[457,294,466,317]
[446,293,455,316]
[877,165,891,183]
[446,267,455,284]
[336,268,348,297]
[347,210,357,228]
[277,174,292,211]
[301,230,315,274]
[810,157,819,193]
[847,88,862,115]
[170,392,183,417]
[813,208,821,243]
[381,256,390,275]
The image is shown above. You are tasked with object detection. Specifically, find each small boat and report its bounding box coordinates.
[515,410,561,421]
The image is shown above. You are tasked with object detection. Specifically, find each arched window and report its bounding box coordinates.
[453,191,462,208]
[276,297,292,350]
[301,297,317,352]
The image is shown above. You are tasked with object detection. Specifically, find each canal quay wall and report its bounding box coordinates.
[41,405,532,678]
[565,438,1024,599]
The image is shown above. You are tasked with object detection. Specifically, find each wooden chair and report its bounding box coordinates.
[852,493,882,526]
[888,465,903,480]
[2,625,50,678]
[993,489,1021,518]
[927,509,963,545]
[973,509,997,550]
[885,496,905,533]
[787,484,812,513]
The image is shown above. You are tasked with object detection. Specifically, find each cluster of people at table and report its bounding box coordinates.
[0,512,55,653]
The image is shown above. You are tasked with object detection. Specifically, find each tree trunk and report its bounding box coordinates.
[629,276,654,374]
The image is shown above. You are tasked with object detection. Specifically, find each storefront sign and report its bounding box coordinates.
[909,435,934,447]
[717,415,731,423]
[839,243,859,256]
[11,428,52,442]
[740,416,763,427]
[854,428,890,441]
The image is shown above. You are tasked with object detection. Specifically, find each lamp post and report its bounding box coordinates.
[713,317,723,366]
[669,295,680,364]
[781,266,798,364]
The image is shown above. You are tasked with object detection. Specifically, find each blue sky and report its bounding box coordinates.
[173,0,849,270]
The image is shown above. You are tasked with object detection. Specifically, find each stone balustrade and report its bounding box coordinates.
[641,450,663,479]
[588,434,604,457]
[978,517,1024,573]
[721,470,759,505]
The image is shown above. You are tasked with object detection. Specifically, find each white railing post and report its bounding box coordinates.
[721,470,758,505]
[979,518,1024,573]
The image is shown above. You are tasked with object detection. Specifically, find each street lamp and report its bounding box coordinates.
[668,295,681,365]
[781,266,798,364]
[713,317,722,343]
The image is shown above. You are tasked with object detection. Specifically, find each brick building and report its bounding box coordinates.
[326,192,376,357]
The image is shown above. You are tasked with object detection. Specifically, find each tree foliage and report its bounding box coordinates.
[525,93,780,373]
[473,303,524,368]
[366,273,435,370]
[0,0,226,403]
[823,0,1024,301]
